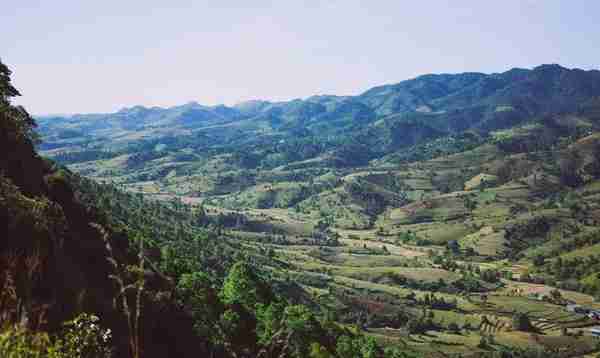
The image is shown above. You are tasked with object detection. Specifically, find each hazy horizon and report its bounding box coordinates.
[3,0,599,115]
[29,63,599,117]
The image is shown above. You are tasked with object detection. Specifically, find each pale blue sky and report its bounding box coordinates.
[2,0,599,114]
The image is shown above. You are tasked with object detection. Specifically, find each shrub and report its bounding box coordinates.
[0,314,112,358]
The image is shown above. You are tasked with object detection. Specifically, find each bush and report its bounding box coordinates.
[448,322,460,334]
[0,314,112,358]
[0,326,53,358]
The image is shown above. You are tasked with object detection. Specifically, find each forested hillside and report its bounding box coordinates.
[0,61,413,357]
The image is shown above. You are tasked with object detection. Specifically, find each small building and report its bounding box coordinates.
[589,311,600,320]
[576,306,592,315]
[589,327,600,339]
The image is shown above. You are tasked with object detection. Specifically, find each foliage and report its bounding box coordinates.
[0,314,112,358]
[336,334,379,358]
[220,261,274,309]
[56,314,113,358]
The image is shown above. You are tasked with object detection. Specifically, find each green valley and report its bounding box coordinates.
[21,63,600,357]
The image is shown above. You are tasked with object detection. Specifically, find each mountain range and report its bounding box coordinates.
[36,64,600,195]
[39,64,600,152]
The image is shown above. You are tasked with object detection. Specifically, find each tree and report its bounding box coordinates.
[447,240,461,255]
[176,271,221,339]
[384,347,417,358]
[481,269,500,283]
[0,313,112,358]
[549,289,562,303]
[194,205,208,226]
[359,336,378,358]
[0,60,43,195]
[533,254,545,267]
[220,261,272,310]
[335,335,379,358]
[95,225,145,358]
[584,143,600,178]
[0,60,38,145]
[255,302,284,346]
[336,335,356,358]
[463,195,477,211]
[309,342,332,358]
[265,304,323,358]
[559,149,584,187]
[512,312,534,332]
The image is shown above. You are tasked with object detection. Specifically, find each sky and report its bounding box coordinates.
[2,0,599,115]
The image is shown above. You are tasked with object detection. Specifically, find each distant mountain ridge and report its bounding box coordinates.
[40,64,598,116]
[37,64,600,170]
[39,64,600,128]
